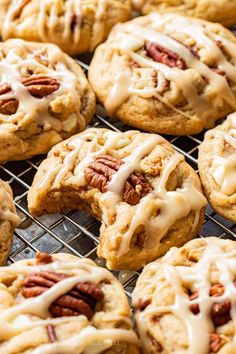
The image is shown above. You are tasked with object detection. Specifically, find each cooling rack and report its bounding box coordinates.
[1,54,235,300]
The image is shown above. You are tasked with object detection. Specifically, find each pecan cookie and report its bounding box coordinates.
[0,0,131,56]
[198,114,236,222]
[132,237,236,354]
[132,0,236,27]
[28,128,207,270]
[0,251,139,353]
[0,39,95,163]
[89,13,236,135]
[0,179,20,265]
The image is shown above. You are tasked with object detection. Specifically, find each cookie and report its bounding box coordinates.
[0,179,20,265]
[28,128,207,270]
[89,13,236,135]
[132,237,236,354]
[198,114,236,222]
[132,0,236,27]
[0,0,131,56]
[0,251,139,353]
[0,39,95,163]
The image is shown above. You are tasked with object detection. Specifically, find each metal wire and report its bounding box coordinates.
[0,56,235,299]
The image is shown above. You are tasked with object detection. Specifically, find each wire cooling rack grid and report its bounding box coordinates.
[0,56,236,299]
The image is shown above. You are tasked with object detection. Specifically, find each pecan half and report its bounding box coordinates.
[216,40,224,50]
[145,41,187,70]
[151,70,158,87]
[130,61,140,69]
[22,271,104,320]
[189,283,232,326]
[210,333,227,353]
[84,154,152,206]
[0,75,60,115]
[211,299,231,327]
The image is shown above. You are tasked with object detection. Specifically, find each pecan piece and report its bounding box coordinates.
[210,284,224,297]
[145,41,187,70]
[84,154,152,205]
[189,284,232,326]
[46,324,57,343]
[35,251,53,265]
[0,75,60,115]
[22,271,104,320]
[210,333,227,353]
[147,332,163,352]
[211,299,231,327]
[189,289,199,314]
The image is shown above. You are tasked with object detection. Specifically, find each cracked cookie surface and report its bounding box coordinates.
[0,251,139,354]
[89,13,236,135]
[198,114,236,222]
[132,237,236,354]
[28,128,207,270]
[0,0,131,56]
[0,179,19,265]
[0,39,95,162]
[132,0,236,27]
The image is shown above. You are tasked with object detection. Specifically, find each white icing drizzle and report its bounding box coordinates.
[2,0,108,52]
[209,113,236,196]
[35,128,207,256]
[0,180,20,226]
[105,72,132,116]
[0,257,138,352]
[104,14,236,122]
[134,238,236,354]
